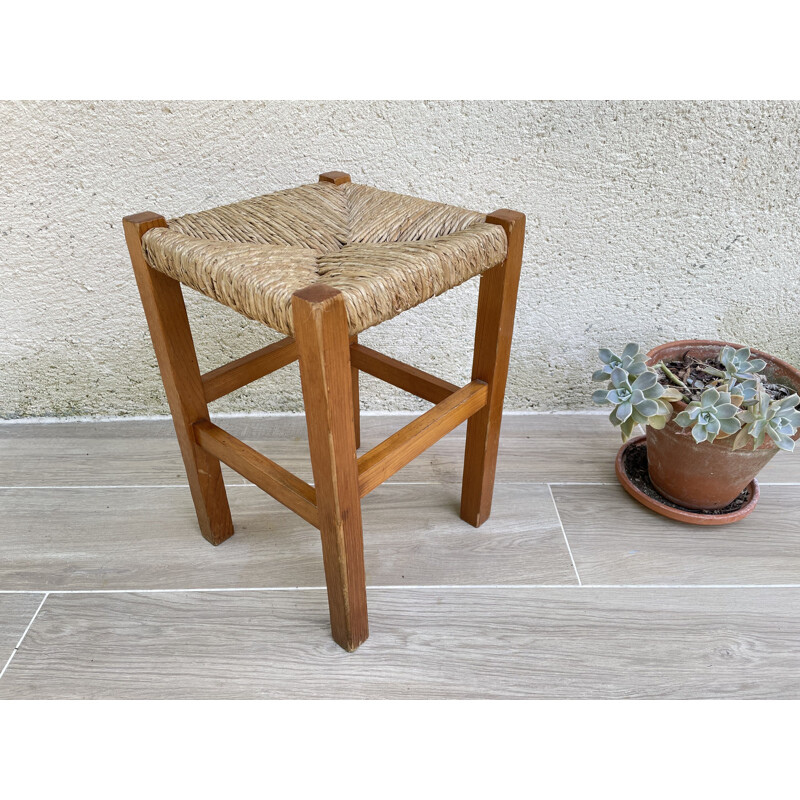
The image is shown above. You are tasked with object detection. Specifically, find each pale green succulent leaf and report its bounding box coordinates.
[777,394,800,412]
[632,372,657,392]
[692,425,708,443]
[768,426,795,452]
[598,348,616,365]
[616,402,633,422]
[714,403,740,420]
[622,343,640,360]
[701,388,720,408]
[719,417,743,435]
[643,384,665,400]
[610,367,629,389]
[636,398,659,417]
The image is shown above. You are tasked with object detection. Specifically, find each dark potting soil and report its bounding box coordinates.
[655,353,795,405]
[622,438,751,515]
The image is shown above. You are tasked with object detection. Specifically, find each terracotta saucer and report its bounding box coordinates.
[615,435,759,526]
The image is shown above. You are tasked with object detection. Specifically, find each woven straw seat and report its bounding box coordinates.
[141,181,508,335]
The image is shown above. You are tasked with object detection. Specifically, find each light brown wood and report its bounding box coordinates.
[349,343,459,404]
[318,171,351,185]
[193,421,318,528]
[350,335,361,449]
[292,285,368,651]
[123,212,234,546]
[358,380,488,497]
[202,337,298,403]
[461,209,526,527]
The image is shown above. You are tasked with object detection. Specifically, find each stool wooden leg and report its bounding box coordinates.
[461,209,526,528]
[293,286,368,652]
[123,212,234,546]
[351,335,361,449]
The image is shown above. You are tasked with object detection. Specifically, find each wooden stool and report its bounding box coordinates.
[123,172,524,651]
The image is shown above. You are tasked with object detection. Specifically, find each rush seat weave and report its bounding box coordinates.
[141,181,508,335]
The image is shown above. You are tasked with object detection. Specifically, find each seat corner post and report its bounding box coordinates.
[292,285,368,652]
[122,211,234,546]
[318,171,352,185]
[460,208,526,528]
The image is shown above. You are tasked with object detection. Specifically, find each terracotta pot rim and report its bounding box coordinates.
[615,435,760,525]
[645,338,800,445]
[646,338,800,375]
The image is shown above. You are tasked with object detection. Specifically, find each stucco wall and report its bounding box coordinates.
[2,100,799,418]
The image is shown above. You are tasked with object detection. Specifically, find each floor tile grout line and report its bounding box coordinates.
[547,484,582,586]
[0,592,49,682]
[2,585,800,596]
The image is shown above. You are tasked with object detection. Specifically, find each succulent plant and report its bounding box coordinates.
[593,366,675,442]
[733,391,800,452]
[674,387,742,444]
[700,346,764,402]
[594,342,800,456]
[720,346,767,380]
[592,343,649,383]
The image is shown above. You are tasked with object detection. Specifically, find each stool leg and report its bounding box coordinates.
[123,213,234,546]
[461,210,526,528]
[351,335,361,449]
[293,286,368,652]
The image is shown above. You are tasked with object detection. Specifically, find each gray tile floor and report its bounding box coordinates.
[1,413,798,698]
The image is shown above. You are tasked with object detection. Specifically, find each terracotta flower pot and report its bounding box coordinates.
[645,340,800,511]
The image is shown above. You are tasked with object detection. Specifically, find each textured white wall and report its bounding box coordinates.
[2,101,799,418]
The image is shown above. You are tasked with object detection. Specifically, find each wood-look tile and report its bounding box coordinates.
[0,594,44,669]
[553,484,800,585]
[0,484,574,590]
[2,588,798,698]
[0,413,644,487]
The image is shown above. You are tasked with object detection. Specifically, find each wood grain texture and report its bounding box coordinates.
[357,380,487,497]
[0,484,573,590]
[351,335,361,450]
[0,594,45,669]
[349,343,459,404]
[293,285,368,650]
[124,213,233,546]
[553,483,800,584]
[202,337,297,403]
[193,421,318,527]
[461,210,526,527]
[3,588,799,698]
[318,171,351,185]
